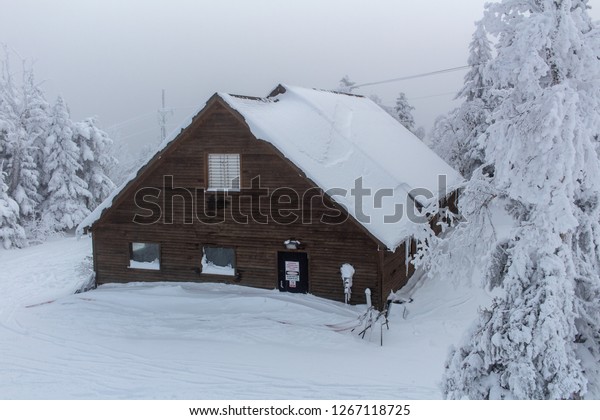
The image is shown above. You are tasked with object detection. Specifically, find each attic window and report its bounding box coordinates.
[208,154,240,191]
[129,242,160,270]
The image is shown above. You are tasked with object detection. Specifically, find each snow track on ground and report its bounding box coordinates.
[0,237,484,399]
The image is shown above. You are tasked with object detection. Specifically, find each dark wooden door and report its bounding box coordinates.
[277,252,309,293]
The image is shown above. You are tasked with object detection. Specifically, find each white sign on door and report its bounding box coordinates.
[285,261,300,287]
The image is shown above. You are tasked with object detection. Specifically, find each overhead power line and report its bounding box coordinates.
[105,111,155,130]
[108,65,471,139]
[117,126,159,141]
[106,106,195,132]
[408,91,460,101]
[351,65,471,90]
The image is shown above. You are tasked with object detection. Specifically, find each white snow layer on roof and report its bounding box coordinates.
[221,85,462,250]
[78,85,462,250]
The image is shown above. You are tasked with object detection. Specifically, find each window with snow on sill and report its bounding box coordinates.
[129,242,160,270]
[201,247,235,276]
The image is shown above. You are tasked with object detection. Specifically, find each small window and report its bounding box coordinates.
[129,242,160,270]
[208,154,240,191]
[201,246,235,276]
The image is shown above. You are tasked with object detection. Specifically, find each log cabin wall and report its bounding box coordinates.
[381,240,416,306]
[92,101,384,307]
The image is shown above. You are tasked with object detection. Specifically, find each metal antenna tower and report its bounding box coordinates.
[158,89,173,141]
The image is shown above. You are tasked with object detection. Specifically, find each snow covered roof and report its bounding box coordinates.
[78,84,462,251]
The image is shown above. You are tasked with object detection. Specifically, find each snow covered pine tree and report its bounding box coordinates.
[1,51,117,243]
[443,0,600,399]
[74,118,116,209]
[41,96,91,231]
[393,92,426,140]
[393,92,416,133]
[431,19,493,179]
[0,63,44,225]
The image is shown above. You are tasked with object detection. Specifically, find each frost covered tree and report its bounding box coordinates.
[1,49,117,240]
[369,94,395,116]
[393,92,416,133]
[394,92,425,139]
[337,75,424,138]
[457,20,494,103]
[0,60,44,222]
[337,75,356,93]
[413,126,426,141]
[431,20,493,179]
[370,93,425,139]
[0,162,25,248]
[443,0,600,399]
[106,137,149,186]
[41,96,91,230]
[74,118,116,209]
[20,67,50,172]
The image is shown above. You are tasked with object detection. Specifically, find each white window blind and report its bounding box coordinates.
[208,154,240,190]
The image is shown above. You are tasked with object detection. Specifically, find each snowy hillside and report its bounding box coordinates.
[0,236,488,399]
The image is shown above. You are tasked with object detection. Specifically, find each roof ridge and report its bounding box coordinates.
[226,93,271,102]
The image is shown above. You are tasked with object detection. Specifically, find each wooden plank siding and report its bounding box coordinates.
[381,240,417,305]
[92,100,385,307]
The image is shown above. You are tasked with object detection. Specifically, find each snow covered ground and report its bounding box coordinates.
[0,236,487,399]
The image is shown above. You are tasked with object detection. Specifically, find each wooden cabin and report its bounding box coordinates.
[78,85,462,309]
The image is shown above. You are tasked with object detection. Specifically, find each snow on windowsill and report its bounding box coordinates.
[201,263,235,276]
[128,259,160,270]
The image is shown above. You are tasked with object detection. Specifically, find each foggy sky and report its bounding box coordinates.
[1,0,599,151]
